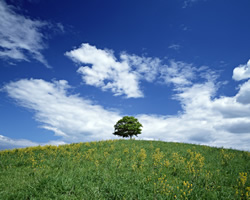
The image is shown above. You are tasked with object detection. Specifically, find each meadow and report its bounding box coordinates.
[0,139,249,199]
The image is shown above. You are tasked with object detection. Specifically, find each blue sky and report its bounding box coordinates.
[0,0,250,151]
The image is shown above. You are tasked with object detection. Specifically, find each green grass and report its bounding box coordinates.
[0,139,249,199]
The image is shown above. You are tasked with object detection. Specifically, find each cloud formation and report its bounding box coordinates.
[66,44,217,99]
[3,67,250,151]
[236,79,250,105]
[160,60,198,86]
[0,0,50,67]
[183,0,205,8]
[233,59,250,81]
[168,44,181,50]
[0,134,65,150]
[65,43,161,98]
[138,78,250,151]
[137,60,250,151]
[4,79,121,143]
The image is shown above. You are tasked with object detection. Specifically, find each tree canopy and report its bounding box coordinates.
[113,116,142,139]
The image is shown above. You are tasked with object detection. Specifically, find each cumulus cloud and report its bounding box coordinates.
[137,77,250,151]
[236,79,250,104]
[3,79,121,143]
[233,59,250,81]
[65,43,161,98]
[218,120,250,134]
[136,80,217,144]
[3,61,250,151]
[0,134,65,150]
[0,0,50,67]
[65,43,212,98]
[135,61,250,151]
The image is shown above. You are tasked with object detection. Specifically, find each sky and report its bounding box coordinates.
[0,0,250,151]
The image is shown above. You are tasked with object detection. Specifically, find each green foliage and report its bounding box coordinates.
[0,140,249,199]
[113,116,142,139]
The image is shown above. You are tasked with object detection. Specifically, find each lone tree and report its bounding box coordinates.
[113,116,142,139]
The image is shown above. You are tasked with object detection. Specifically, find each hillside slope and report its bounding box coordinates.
[0,140,249,199]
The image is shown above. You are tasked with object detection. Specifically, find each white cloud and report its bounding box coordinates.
[2,61,250,151]
[65,44,213,98]
[233,59,250,81]
[168,44,181,50]
[3,79,121,143]
[136,77,250,151]
[236,79,250,105]
[120,53,160,82]
[218,120,250,134]
[183,0,205,8]
[160,60,202,86]
[65,43,161,98]
[0,0,50,67]
[0,134,65,150]
[134,61,250,151]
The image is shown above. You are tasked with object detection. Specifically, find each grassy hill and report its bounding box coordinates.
[0,139,249,199]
